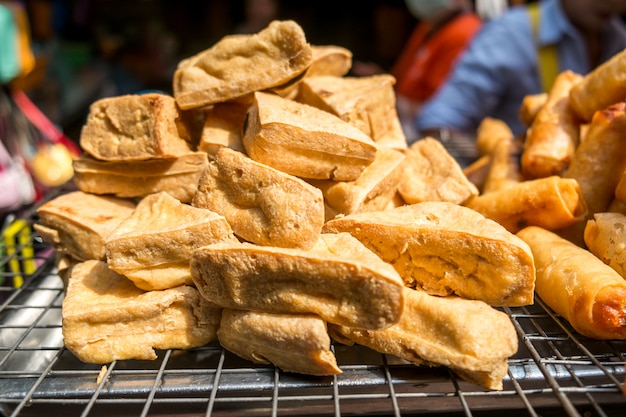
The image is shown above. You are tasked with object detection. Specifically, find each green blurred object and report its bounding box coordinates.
[0,3,20,83]
[60,42,93,71]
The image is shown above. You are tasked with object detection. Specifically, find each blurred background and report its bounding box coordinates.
[11,0,418,141]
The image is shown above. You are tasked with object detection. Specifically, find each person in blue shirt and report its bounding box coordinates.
[415,0,626,143]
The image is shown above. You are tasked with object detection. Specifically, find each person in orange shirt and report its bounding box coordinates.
[393,0,483,139]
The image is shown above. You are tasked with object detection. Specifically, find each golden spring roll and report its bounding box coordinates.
[584,212,626,279]
[465,175,587,234]
[482,137,522,194]
[569,48,626,122]
[521,70,583,179]
[579,122,590,144]
[463,154,492,192]
[607,198,626,215]
[559,102,626,245]
[475,117,514,156]
[517,226,626,340]
[614,168,626,205]
[519,92,548,127]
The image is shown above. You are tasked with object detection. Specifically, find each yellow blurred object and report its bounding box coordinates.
[30,142,74,187]
[2,218,35,288]
[528,2,558,92]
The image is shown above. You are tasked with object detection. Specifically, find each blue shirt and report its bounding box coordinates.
[415,0,626,139]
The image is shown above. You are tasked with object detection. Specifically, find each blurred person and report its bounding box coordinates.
[358,0,482,139]
[416,0,626,142]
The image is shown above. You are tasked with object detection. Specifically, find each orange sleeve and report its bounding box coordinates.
[391,23,429,84]
[394,14,482,103]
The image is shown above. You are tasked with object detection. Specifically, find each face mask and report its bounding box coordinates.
[405,0,452,20]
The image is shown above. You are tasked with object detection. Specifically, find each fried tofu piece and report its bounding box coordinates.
[218,309,341,376]
[80,93,192,161]
[173,20,312,109]
[329,287,518,390]
[398,137,478,205]
[191,233,404,330]
[243,91,377,181]
[35,191,136,261]
[297,74,407,150]
[105,191,238,290]
[62,260,221,363]
[323,202,535,307]
[197,101,250,157]
[192,147,324,250]
[72,152,209,203]
[307,147,405,220]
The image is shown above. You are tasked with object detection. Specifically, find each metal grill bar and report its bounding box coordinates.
[205,341,226,416]
[506,367,541,417]
[1,221,626,416]
[449,371,473,417]
[381,355,401,417]
[536,299,625,389]
[80,360,117,417]
[8,345,64,416]
[506,305,582,416]
[140,348,172,417]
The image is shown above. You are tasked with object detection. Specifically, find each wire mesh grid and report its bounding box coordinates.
[1,216,625,417]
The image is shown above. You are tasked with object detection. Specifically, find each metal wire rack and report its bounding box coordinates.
[1,210,625,417]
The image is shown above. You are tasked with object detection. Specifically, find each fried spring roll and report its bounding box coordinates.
[462,154,492,191]
[521,70,583,179]
[607,198,626,215]
[569,48,626,122]
[579,122,590,144]
[614,168,626,205]
[560,102,626,245]
[482,138,522,194]
[517,226,626,340]
[519,92,548,127]
[329,287,518,390]
[465,176,587,233]
[475,117,514,156]
[584,212,626,279]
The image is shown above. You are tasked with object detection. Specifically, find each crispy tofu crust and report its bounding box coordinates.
[191,233,404,330]
[80,93,192,161]
[36,191,136,261]
[218,309,341,376]
[329,287,518,390]
[323,202,536,306]
[62,260,221,363]
[173,20,313,109]
[192,147,324,249]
